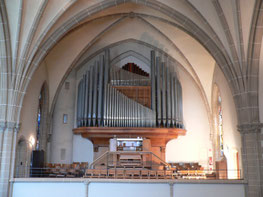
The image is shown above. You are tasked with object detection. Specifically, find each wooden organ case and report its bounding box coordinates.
[73,50,186,162]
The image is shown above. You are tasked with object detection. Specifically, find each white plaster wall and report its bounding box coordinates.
[173,183,245,197]
[19,62,48,149]
[13,182,86,197]
[72,135,93,164]
[50,71,76,164]
[12,182,245,197]
[166,67,211,169]
[212,65,242,178]
[89,183,170,197]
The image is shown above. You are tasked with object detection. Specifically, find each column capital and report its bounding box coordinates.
[0,121,20,132]
[0,121,6,131]
[237,122,263,134]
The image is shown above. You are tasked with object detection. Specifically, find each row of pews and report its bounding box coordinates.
[33,162,211,179]
[169,162,212,179]
[84,168,173,179]
[43,162,89,177]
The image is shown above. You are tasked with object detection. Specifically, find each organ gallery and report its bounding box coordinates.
[73,49,186,163]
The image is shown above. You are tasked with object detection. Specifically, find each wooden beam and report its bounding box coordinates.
[73,127,186,146]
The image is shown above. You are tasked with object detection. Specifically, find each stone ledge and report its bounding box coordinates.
[11,178,247,185]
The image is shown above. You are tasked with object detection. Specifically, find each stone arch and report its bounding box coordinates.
[0,0,11,123]
[110,50,151,74]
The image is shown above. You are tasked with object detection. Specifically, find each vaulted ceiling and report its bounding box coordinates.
[1,0,262,125]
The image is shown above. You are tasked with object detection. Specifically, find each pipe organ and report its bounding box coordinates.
[76,50,183,129]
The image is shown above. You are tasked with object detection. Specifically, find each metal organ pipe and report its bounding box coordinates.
[80,78,84,126]
[156,57,161,127]
[76,50,184,129]
[103,50,110,126]
[161,62,167,127]
[84,71,89,126]
[97,56,104,127]
[77,80,82,127]
[177,82,183,128]
[166,65,171,127]
[92,63,98,126]
[88,67,93,126]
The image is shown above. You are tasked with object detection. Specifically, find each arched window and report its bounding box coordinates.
[36,89,43,150]
[36,83,48,151]
[212,84,224,160]
[218,95,224,156]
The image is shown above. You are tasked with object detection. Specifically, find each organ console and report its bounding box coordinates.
[73,49,186,161]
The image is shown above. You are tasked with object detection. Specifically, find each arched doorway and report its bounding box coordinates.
[15,138,31,177]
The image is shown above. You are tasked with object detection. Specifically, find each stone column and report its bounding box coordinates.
[169,182,174,197]
[85,181,90,197]
[0,122,5,167]
[0,122,19,197]
[238,123,263,197]
[109,138,117,166]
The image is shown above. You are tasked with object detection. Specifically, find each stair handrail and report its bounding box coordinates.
[89,150,171,169]
[110,151,171,168]
[89,151,109,169]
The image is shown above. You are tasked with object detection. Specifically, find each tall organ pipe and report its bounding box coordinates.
[170,71,175,127]
[174,75,178,127]
[151,51,156,111]
[92,63,98,126]
[97,56,104,126]
[103,50,110,126]
[88,67,93,126]
[161,62,166,127]
[80,78,84,127]
[84,71,89,126]
[77,80,82,127]
[166,64,171,127]
[156,57,161,127]
[177,82,183,128]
